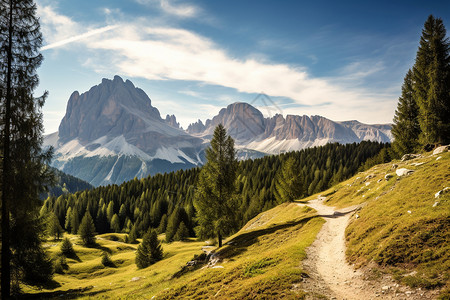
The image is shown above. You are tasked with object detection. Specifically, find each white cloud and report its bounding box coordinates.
[135,0,200,18]
[42,25,118,50]
[39,5,397,126]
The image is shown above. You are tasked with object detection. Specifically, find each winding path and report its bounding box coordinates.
[300,197,374,299]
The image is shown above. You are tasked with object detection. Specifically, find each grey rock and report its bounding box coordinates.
[401,153,421,161]
[433,145,449,155]
[396,168,415,176]
[385,174,394,180]
[435,187,449,198]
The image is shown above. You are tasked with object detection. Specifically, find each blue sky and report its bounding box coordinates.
[36,0,450,133]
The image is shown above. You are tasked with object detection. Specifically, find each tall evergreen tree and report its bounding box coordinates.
[47,212,64,240]
[0,0,54,295]
[391,69,421,155]
[135,228,163,269]
[194,124,238,248]
[413,15,450,145]
[274,156,304,203]
[78,211,96,246]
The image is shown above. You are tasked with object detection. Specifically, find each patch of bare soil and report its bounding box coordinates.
[299,197,438,300]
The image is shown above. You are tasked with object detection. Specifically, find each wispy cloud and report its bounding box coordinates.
[42,25,118,50]
[39,5,397,125]
[135,0,200,18]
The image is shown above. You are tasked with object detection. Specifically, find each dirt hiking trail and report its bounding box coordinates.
[299,197,436,300]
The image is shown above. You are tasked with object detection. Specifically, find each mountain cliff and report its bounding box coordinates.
[188,102,392,154]
[45,76,392,187]
[46,76,204,186]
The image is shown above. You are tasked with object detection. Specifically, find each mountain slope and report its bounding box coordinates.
[188,102,393,154]
[46,76,204,186]
[45,77,392,187]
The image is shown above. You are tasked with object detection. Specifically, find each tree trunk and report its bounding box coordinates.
[218,232,222,248]
[1,1,13,298]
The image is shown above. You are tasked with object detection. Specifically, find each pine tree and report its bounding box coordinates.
[1,0,54,294]
[413,15,450,145]
[70,207,80,234]
[274,157,304,203]
[60,237,74,256]
[174,221,189,241]
[391,69,421,155]
[110,213,120,232]
[78,211,96,246]
[194,124,238,247]
[47,212,64,240]
[135,229,163,269]
[128,224,138,244]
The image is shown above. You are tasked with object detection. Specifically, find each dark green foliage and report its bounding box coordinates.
[157,214,168,234]
[44,167,93,199]
[47,212,64,240]
[413,15,450,145]
[60,237,74,256]
[128,224,138,244]
[110,213,120,233]
[174,221,190,241]
[1,0,55,294]
[78,211,96,246]
[42,141,386,245]
[101,251,115,267]
[392,69,421,155]
[135,229,163,269]
[194,124,238,247]
[53,256,69,274]
[274,157,304,203]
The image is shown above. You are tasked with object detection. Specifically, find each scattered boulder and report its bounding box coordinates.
[433,145,449,155]
[377,179,382,183]
[435,187,449,198]
[396,168,414,176]
[433,201,439,207]
[411,162,425,167]
[130,277,141,282]
[390,164,398,170]
[401,154,421,161]
[385,174,394,181]
[436,156,442,161]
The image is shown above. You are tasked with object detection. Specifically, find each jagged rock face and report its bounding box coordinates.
[165,114,180,129]
[188,102,392,154]
[46,76,392,186]
[59,76,161,143]
[47,76,205,187]
[202,102,266,142]
[186,119,206,134]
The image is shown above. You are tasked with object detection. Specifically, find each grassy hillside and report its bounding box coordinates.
[316,151,450,295]
[23,151,449,299]
[23,203,323,299]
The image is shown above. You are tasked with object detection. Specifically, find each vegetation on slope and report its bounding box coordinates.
[41,141,387,243]
[320,151,450,294]
[22,203,323,299]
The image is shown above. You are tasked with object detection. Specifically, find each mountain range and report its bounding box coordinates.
[44,76,392,186]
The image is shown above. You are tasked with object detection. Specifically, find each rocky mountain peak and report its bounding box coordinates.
[58,75,162,143]
[165,114,180,129]
[203,102,266,142]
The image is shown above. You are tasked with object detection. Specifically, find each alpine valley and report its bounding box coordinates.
[44,76,393,186]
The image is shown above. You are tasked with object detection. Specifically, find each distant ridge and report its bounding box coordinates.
[45,76,392,186]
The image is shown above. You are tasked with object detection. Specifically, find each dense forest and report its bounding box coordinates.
[43,167,94,199]
[41,141,388,242]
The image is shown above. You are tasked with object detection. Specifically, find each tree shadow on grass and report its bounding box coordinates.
[216,216,315,260]
[86,242,112,254]
[17,286,111,299]
[64,251,82,262]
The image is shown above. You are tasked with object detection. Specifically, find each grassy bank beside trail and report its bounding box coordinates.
[313,151,450,296]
